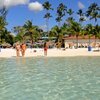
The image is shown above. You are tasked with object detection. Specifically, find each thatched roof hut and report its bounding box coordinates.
[1,43,11,48]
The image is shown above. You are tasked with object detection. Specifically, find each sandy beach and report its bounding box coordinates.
[0,48,100,58]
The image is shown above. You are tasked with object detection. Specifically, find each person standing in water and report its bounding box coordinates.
[20,43,26,57]
[44,42,48,56]
[15,43,21,57]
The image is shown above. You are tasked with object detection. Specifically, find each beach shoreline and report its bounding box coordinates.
[0,48,100,58]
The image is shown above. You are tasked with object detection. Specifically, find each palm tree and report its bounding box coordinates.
[0,7,8,30]
[50,25,62,42]
[56,3,67,27]
[0,16,7,30]
[67,8,74,20]
[60,23,73,48]
[13,26,26,42]
[0,7,8,20]
[77,9,85,25]
[23,20,35,44]
[86,3,100,25]
[93,24,100,44]
[61,23,75,38]
[44,12,52,35]
[86,3,100,45]
[55,16,62,27]
[4,29,14,45]
[70,21,82,48]
[50,25,61,37]
[33,28,43,42]
[50,24,69,47]
[43,1,53,35]
[66,9,74,26]
[0,29,14,45]
[0,17,7,45]
[85,24,93,46]
[0,7,8,45]
[67,9,74,16]
[23,20,42,44]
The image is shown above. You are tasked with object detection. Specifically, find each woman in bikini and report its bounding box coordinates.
[44,42,48,56]
[15,43,21,57]
[20,43,26,57]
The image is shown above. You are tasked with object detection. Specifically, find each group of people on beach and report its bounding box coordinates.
[15,41,48,57]
[15,43,26,57]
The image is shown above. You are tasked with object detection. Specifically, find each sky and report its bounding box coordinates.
[0,0,100,32]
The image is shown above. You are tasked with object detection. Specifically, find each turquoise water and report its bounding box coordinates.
[0,57,100,100]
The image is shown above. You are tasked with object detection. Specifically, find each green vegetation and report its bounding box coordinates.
[0,7,14,45]
[0,2,100,47]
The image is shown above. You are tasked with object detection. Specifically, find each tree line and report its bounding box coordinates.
[0,1,100,48]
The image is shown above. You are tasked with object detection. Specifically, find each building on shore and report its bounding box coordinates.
[63,35,100,48]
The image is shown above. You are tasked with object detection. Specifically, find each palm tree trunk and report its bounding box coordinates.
[46,18,49,36]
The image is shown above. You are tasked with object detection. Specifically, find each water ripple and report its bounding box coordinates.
[0,57,100,100]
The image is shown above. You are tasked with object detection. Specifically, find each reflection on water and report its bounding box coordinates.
[0,57,100,100]
[16,57,26,65]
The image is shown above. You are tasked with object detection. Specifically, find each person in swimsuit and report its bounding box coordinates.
[15,43,20,57]
[44,42,48,56]
[20,43,26,57]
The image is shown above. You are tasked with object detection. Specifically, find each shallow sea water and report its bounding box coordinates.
[0,57,100,100]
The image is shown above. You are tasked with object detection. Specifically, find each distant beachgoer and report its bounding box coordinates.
[20,43,26,56]
[44,42,48,56]
[15,43,20,57]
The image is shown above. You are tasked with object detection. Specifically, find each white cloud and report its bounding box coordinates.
[0,0,4,8]
[0,0,29,8]
[28,1,43,12]
[78,1,85,9]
